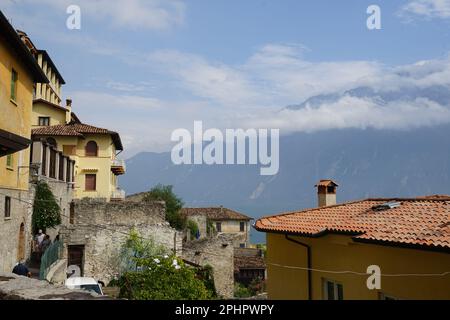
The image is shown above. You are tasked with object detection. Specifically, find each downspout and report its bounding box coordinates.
[285,234,312,300]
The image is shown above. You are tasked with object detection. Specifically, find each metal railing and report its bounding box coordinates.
[111,188,126,200]
[111,159,126,170]
[39,239,64,280]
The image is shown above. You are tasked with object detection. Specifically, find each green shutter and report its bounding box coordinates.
[10,69,17,101]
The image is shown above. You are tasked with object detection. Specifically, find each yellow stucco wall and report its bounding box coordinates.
[266,233,450,300]
[32,102,66,127]
[45,134,118,200]
[0,36,34,190]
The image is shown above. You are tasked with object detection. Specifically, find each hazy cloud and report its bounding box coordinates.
[399,0,450,20]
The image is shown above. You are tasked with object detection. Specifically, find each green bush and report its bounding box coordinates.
[187,220,199,239]
[117,231,213,300]
[234,283,253,298]
[32,181,61,233]
[143,184,186,230]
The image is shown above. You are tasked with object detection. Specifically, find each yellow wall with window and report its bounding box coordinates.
[266,233,450,300]
[40,134,119,200]
[32,101,67,127]
[0,37,34,190]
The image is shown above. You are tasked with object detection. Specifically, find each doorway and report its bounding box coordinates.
[67,245,85,277]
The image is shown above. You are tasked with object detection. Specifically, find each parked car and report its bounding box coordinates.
[65,277,104,295]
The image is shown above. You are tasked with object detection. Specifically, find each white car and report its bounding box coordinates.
[65,277,104,296]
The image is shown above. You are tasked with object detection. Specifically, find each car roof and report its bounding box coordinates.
[65,277,98,286]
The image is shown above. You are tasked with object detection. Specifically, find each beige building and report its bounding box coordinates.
[0,11,49,272]
[182,207,253,248]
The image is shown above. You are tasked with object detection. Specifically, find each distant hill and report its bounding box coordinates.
[122,125,450,243]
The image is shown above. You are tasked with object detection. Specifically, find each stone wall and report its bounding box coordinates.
[0,189,33,273]
[182,234,236,299]
[60,198,183,285]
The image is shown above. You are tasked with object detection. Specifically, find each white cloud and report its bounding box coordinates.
[399,0,450,19]
[5,0,185,30]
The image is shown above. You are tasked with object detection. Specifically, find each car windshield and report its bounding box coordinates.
[80,284,102,295]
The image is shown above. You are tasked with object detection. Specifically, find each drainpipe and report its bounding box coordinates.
[285,234,312,300]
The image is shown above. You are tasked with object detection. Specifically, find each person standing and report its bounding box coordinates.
[35,229,45,251]
[40,234,52,254]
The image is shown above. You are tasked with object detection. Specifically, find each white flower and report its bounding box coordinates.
[153,258,160,264]
[163,255,169,259]
[172,259,178,266]
[175,265,181,270]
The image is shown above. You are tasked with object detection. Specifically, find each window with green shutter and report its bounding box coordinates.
[6,154,13,169]
[11,69,18,102]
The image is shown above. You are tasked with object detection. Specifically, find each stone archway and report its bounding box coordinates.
[17,223,25,261]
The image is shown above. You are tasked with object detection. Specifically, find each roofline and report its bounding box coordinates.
[0,11,48,83]
[33,98,69,112]
[182,207,253,220]
[37,49,66,84]
[256,197,450,221]
[253,224,450,253]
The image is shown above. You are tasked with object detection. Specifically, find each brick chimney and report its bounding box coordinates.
[315,180,338,207]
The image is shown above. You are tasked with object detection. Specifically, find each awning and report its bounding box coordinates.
[0,128,31,157]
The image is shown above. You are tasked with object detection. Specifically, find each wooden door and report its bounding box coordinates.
[67,245,84,276]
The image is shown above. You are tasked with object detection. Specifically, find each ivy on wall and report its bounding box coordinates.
[32,181,61,233]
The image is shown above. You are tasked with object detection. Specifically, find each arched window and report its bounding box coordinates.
[85,141,98,157]
[46,138,57,148]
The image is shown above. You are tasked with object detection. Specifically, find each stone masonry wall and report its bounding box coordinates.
[60,199,183,285]
[182,234,236,299]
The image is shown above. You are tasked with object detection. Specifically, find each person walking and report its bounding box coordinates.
[40,234,52,254]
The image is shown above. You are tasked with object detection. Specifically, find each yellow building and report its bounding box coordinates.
[0,11,49,272]
[16,31,126,202]
[32,123,125,201]
[254,181,450,300]
[182,207,252,247]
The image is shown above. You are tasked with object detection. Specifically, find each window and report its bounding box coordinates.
[85,141,98,157]
[49,148,57,179]
[59,155,65,181]
[4,196,11,218]
[10,69,18,102]
[42,145,47,176]
[6,154,13,169]
[240,221,245,232]
[38,117,50,126]
[323,280,343,300]
[239,243,245,248]
[85,174,96,191]
[69,202,75,224]
[216,222,222,232]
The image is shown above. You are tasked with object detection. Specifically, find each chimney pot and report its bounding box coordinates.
[315,179,338,207]
[66,99,72,107]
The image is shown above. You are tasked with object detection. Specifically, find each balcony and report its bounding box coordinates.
[111,188,126,201]
[111,159,126,175]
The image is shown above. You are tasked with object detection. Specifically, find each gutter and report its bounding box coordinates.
[284,234,312,300]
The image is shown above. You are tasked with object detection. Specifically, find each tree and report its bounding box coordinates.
[32,181,61,233]
[143,184,186,230]
[116,231,213,300]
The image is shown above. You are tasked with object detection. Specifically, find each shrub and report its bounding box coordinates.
[32,181,61,233]
[143,184,186,230]
[117,231,213,300]
[234,283,253,298]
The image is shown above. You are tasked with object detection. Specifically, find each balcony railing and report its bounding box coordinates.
[111,188,126,200]
[111,159,126,175]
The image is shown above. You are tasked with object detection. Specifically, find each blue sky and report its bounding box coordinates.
[2,0,450,156]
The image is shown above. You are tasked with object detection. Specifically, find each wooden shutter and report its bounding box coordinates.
[85,174,96,191]
[85,141,98,157]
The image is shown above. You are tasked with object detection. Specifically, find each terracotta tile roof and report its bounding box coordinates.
[32,123,123,150]
[181,207,252,221]
[254,198,450,251]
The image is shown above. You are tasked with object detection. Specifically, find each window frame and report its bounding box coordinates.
[10,68,18,102]
[38,117,50,126]
[216,222,222,232]
[323,279,343,300]
[85,141,98,157]
[85,174,97,191]
[6,154,13,170]
[4,196,11,218]
[240,221,245,232]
